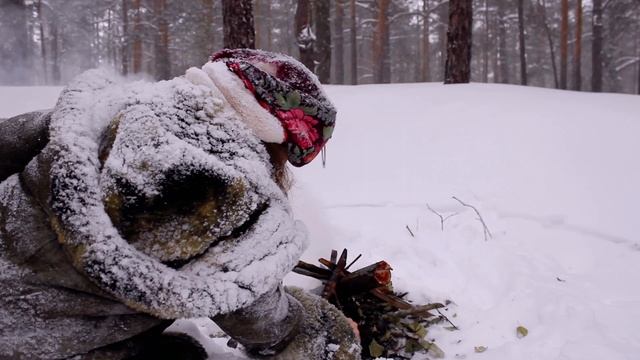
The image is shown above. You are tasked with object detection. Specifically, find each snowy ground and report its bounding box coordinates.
[1,83,639,360]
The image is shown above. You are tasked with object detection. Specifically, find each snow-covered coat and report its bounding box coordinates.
[0,69,307,359]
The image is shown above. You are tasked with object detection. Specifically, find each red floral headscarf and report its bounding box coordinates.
[211,49,336,167]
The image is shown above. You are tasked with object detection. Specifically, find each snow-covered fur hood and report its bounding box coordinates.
[187,62,287,144]
[24,68,307,319]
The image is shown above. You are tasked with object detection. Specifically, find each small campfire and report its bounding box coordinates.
[293,249,451,359]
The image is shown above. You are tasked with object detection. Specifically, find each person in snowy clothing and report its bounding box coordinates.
[0,49,359,360]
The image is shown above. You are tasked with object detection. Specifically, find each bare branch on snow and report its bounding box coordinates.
[425,202,459,231]
[452,196,493,241]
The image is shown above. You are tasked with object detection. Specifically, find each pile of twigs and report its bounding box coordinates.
[293,249,450,359]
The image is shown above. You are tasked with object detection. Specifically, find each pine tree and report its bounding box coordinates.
[314,0,331,83]
[295,0,315,71]
[559,0,568,89]
[349,0,358,85]
[573,0,583,90]
[132,0,143,73]
[592,0,603,92]
[444,0,473,84]
[421,0,431,82]
[153,0,171,80]
[517,0,527,85]
[334,0,345,84]
[372,0,390,83]
[0,0,33,85]
[222,0,255,49]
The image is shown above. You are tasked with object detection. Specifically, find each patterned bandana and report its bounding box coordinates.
[211,49,336,167]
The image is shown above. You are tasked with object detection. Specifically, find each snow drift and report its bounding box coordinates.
[1,82,639,359]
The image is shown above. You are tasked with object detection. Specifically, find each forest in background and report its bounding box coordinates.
[1,0,639,94]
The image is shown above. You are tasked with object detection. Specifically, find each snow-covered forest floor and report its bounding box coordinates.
[1,83,639,360]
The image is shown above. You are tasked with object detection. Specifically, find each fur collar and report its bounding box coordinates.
[186,62,286,144]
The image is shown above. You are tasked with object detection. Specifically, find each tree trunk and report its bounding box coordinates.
[591,0,603,92]
[421,0,431,82]
[492,3,499,82]
[132,0,143,74]
[382,7,391,83]
[37,0,48,84]
[51,15,61,84]
[540,0,558,88]
[202,0,215,56]
[482,0,489,83]
[111,10,117,67]
[255,0,261,49]
[288,2,297,55]
[439,4,448,81]
[335,0,345,84]
[315,0,331,83]
[0,0,33,84]
[266,1,272,50]
[107,9,114,67]
[517,0,527,85]
[153,0,171,80]
[372,0,390,83]
[559,0,568,89]
[122,0,129,75]
[222,0,255,49]
[295,0,315,71]
[444,0,473,84]
[93,12,100,67]
[350,0,357,84]
[497,0,508,83]
[573,0,583,90]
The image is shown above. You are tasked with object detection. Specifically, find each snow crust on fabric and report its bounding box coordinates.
[210,49,330,103]
[39,68,306,319]
[0,175,164,359]
[0,110,50,182]
[269,287,361,360]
